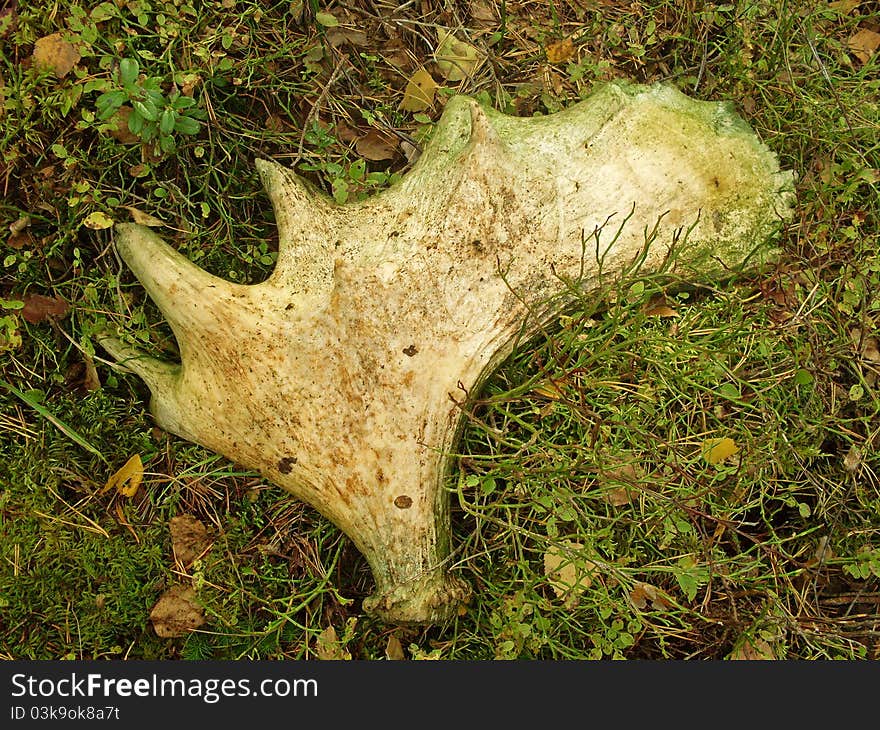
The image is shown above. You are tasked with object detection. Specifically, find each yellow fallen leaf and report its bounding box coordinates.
[543,540,597,599]
[32,33,81,78]
[82,211,114,230]
[546,37,575,64]
[701,437,739,465]
[434,29,480,81]
[400,68,437,112]
[123,206,165,227]
[102,454,143,497]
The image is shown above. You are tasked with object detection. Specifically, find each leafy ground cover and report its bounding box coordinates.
[0,0,878,659]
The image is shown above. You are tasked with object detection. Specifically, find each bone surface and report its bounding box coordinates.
[100,81,794,624]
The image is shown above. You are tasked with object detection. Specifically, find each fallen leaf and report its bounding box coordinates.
[729,636,777,660]
[385,634,406,660]
[32,32,80,78]
[546,37,575,64]
[123,206,165,227]
[602,487,629,506]
[598,462,643,506]
[400,68,437,113]
[314,10,338,27]
[326,27,368,48]
[543,540,597,599]
[169,515,212,566]
[106,106,140,144]
[828,0,861,13]
[21,293,70,324]
[333,121,361,143]
[82,211,114,230]
[9,214,29,235]
[356,129,398,161]
[315,625,351,660]
[848,28,880,64]
[850,327,880,363]
[83,355,101,391]
[843,444,862,473]
[64,355,101,392]
[701,436,739,465]
[149,585,205,637]
[643,302,677,317]
[434,29,481,81]
[101,454,143,497]
[630,581,674,611]
[470,0,497,26]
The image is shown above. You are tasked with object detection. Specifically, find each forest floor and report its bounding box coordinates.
[1,0,879,659]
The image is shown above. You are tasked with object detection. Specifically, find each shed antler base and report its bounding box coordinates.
[100,81,794,624]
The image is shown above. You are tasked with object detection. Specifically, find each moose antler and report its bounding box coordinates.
[100,81,794,624]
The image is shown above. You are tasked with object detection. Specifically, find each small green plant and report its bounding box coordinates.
[0,299,24,352]
[95,58,205,154]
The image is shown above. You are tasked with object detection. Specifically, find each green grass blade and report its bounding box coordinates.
[0,378,108,464]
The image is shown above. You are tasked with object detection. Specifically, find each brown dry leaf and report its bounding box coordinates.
[123,206,165,227]
[434,29,481,81]
[84,355,101,391]
[604,486,633,506]
[333,121,361,143]
[470,0,497,25]
[701,436,739,465]
[7,230,35,249]
[356,129,398,161]
[150,585,205,638]
[729,636,777,660]
[850,328,880,363]
[107,106,139,144]
[829,0,861,13]
[400,68,437,112]
[543,541,597,599]
[102,454,143,497]
[546,37,575,64]
[843,444,862,474]
[315,625,351,660]
[169,515,212,566]
[630,581,674,611]
[385,634,406,660]
[21,293,70,324]
[643,303,677,317]
[848,28,880,64]
[32,32,81,78]
[65,357,102,393]
[599,463,643,506]
[326,27,368,48]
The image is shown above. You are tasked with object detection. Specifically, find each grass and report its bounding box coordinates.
[1,0,878,659]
